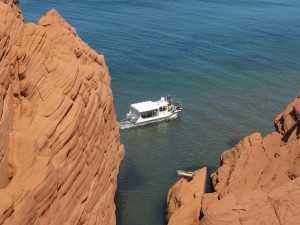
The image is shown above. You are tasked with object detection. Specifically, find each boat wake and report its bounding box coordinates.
[120,120,137,130]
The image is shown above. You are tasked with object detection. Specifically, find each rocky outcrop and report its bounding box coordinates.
[167,94,300,224]
[203,94,300,225]
[166,168,207,225]
[201,178,300,225]
[0,1,124,224]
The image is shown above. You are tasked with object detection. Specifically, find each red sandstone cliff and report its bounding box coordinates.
[167,95,300,224]
[0,1,124,224]
[167,168,207,225]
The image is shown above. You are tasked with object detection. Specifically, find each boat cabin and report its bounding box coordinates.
[130,98,169,120]
[125,96,182,126]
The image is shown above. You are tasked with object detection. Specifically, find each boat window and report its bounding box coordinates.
[159,106,167,112]
[141,110,157,119]
[141,112,146,119]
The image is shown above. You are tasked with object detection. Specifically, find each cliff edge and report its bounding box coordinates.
[0,1,124,224]
[167,94,300,224]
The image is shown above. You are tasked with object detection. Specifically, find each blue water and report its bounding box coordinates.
[21,0,300,224]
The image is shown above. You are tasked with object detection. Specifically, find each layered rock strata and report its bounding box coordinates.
[0,1,124,224]
[167,95,300,224]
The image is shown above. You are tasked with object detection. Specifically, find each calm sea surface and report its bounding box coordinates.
[21,0,300,224]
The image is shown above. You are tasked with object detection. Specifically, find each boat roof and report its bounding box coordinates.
[131,100,167,112]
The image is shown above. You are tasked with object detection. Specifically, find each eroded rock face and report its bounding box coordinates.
[167,93,300,224]
[0,1,124,224]
[201,178,300,225]
[203,94,300,225]
[167,168,207,225]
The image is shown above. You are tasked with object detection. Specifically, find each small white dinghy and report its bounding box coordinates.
[177,170,195,179]
[122,96,182,128]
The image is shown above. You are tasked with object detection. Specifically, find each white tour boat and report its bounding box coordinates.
[124,96,182,127]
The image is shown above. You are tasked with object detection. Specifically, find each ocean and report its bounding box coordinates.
[21,0,300,224]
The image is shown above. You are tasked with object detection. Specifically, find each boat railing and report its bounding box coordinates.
[170,98,182,110]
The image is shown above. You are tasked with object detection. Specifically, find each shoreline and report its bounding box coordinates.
[166,94,300,225]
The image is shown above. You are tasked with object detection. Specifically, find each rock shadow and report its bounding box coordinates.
[117,155,144,191]
[178,165,218,193]
[226,136,242,148]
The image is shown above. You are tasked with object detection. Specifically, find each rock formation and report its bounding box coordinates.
[167,95,300,225]
[167,168,207,225]
[0,1,124,224]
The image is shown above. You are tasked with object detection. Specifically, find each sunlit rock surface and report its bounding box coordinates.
[0,1,124,224]
[167,168,207,225]
[167,94,300,225]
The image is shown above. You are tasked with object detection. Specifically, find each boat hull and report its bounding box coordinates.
[120,111,180,130]
[134,110,180,126]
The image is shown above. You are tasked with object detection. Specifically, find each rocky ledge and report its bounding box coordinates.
[0,1,124,224]
[167,94,300,225]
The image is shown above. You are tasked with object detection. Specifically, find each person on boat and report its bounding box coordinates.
[168,103,172,111]
[165,95,171,103]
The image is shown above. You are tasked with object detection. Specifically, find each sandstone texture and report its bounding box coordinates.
[167,168,207,225]
[167,94,300,225]
[0,1,124,224]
